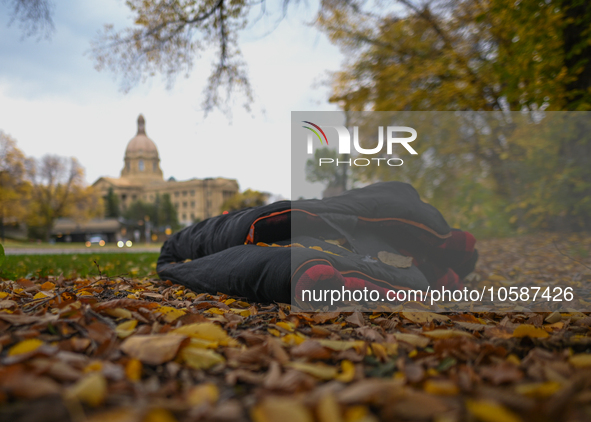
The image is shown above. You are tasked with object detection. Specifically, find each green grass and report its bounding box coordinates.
[2,239,163,250]
[0,252,160,280]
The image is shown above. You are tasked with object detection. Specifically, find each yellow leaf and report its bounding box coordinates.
[506,354,521,365]
[180,346,225,370]
[170,323,237,346]
[0,292,9,299]
[230,308,251,317]
[281,333,305,346]
[65,372,107,407]
[186,383,219,406]
[157,306,186,323]
[251,397,313,422]
[286,362,338,380]
[276,321,295,332]
[569,354,591,368]
[116,319,138,339]
[423,379,459,395]
[125,358,142,382]
[104,308,133,319]
[465,399,522,422]
[515,381,562,397]
[423,329,473,339]
[317,393,343,422]
[33,291,51,300]
[318,339,365,352]
[335,360,355,383]
[401,312,450,324]
[268,328,281,337]
[392,333,430,348]
[84,361,103,373]
[188,338,219,349]
[8,338,44,356]
[143,408,177,422]
[204,308,225,315]
[512,325,549,338]
[40,281,56,290]
[77,290,93,297]
[344,406,369,422]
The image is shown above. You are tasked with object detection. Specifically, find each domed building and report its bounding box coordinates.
[93,115,239,226]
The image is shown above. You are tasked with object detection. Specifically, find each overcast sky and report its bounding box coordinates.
[0,0,342,199]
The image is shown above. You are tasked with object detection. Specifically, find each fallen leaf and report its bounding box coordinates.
[180,346,225,370]
[317,393,343,422]
[423,379,459,395]
[286,361,339,380]
[8,338,44,356]
[115,319,138,338]
[465,399,522,422]
[391,332,430,348]
[512,325,549,338]
[170,322,238,346]
[515,381,562,397]
[335,360,356,383]
[378,251,413,268]
[423,329,473,339]
[569,354,591,368]
[65,372,107,407]
[157,306,186,323]
[251,397,313,422]
[345,312,365,327]
[402,312,450,324]
[144,408,178,422]
[120,334,188,365]
[186,383,219,406]
[125,358,142,381]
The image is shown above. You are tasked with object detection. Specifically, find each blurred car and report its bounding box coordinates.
[86,235,106,247]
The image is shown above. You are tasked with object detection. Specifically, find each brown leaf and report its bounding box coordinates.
[345,312,365,327]
[251,397,313,422]
[479,362,524,385]
[312,312,341,324]
[291,340,333,360]
[120,334,188,365]
[94,298,158,312]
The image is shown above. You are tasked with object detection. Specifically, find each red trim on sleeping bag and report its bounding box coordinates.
[244,208,451,244]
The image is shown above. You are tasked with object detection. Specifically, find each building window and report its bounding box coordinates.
[174,202,179,209]
[174,192,179,197]
[183,202,187,208]
[182,214,186,220]
[190,213,195,220]
[132,195,137,201]
[121,194,127,201]
[190,201,195,208]
[139,160,144,171]
[190,190,195,196]
[182,191,187,196]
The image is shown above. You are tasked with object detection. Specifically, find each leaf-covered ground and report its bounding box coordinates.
[1,233,591,422]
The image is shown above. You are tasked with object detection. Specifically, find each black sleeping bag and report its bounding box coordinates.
[157,182,475,303]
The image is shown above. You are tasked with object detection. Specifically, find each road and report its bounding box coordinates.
[4,246,162,255]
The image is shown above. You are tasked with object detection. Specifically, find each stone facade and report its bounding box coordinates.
[93,115,239,225]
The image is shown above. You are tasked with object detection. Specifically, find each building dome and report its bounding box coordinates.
[120,114,163,181]
[125,115,159,157]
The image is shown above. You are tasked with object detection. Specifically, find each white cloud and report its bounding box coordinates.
[0,0,342,199]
